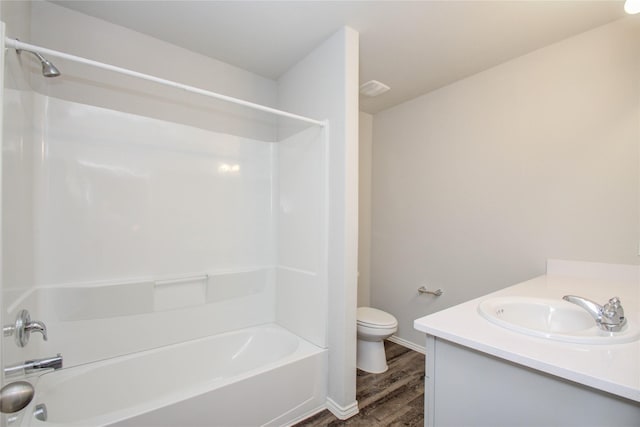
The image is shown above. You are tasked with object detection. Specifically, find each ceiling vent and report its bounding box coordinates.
[359,80,390,97]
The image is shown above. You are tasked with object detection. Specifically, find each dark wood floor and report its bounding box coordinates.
[294,341,425,426]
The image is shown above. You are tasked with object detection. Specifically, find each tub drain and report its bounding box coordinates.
[34,403,47,422]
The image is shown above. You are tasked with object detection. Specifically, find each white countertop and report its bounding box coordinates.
[413,260,640,402]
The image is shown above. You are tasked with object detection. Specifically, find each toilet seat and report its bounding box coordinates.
[357,307,398,329]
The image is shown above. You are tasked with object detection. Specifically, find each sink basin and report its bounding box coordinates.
[478,296,639,344]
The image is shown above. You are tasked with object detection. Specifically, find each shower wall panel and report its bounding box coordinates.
[33,93,274,285]
[2,90,35,304]
[3,91,281,368]
[276,126,327,347]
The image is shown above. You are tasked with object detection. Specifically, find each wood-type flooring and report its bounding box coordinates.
[293,341,425,426]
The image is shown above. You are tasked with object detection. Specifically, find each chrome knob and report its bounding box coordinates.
[0,381,34,414]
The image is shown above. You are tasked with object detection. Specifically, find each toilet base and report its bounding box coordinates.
[357,339,389,374]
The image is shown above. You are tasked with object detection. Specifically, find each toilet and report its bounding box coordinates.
[356,307,398,373]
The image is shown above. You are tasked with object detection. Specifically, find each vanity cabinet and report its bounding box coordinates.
[424,335,640,427]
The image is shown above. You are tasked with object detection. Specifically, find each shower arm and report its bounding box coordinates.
[14,45,61,78]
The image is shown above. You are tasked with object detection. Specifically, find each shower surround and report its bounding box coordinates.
[2,84,328,425]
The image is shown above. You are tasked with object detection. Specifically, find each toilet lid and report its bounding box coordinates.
[357,307,398,328]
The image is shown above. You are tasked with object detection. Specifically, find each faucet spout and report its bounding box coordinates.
[563,295,626,332]
[562,295,602,320]
[4,354,63,378]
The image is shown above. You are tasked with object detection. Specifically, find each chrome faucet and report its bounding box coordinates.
[4,354,63,378]
[563,295,626,332]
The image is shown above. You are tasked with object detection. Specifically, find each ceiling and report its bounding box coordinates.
[51,1,627,114]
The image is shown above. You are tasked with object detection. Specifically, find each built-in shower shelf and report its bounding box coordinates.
[11,268,272,322]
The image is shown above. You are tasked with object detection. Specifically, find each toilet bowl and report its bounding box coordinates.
[356,307,398,374]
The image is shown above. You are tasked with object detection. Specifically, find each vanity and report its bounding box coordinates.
[414,260,640,427]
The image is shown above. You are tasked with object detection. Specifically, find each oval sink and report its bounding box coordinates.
[478,297,639,344]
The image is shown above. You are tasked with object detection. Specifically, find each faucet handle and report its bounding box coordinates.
[25,320,48,342]
[602,297,625,327]
[606,296,621,308]
[3,310,48,347]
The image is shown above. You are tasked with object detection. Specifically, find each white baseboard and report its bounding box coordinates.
[387,335,426,354]
[283,403,327,426]
[326,397,359,420]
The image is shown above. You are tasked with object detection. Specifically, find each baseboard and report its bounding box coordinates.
[387,335,426,354]
[326,397,359,420]
[283,403,327,426]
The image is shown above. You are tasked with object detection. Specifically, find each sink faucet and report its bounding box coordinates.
[562,295,626,332]
[4,354,63,378]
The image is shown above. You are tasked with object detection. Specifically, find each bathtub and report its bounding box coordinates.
[16,324,327,427]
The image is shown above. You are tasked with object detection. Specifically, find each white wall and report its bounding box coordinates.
[27,1,279,140]
[0,0,31,90]
[358,112,373,307]
[278,27,360,418]
[371,17,640,347]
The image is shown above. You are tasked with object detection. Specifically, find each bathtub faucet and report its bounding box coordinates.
[562,295,626,332]
[4,354,63,378]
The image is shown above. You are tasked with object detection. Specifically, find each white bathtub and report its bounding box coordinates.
[17,324,327,427]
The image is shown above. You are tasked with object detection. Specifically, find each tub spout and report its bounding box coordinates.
[563,295,626,332]
[4,354,63,378]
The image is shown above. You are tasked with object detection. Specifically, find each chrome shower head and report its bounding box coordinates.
[35,53,61,78]
[17,49,61,78]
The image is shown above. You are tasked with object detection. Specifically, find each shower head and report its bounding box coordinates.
[17,48,61,78]
[34,52,61,78]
